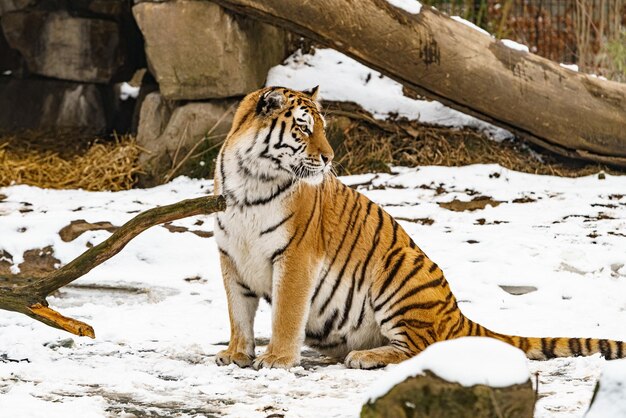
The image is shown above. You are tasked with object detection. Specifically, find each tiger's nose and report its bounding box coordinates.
[321,152,333,165]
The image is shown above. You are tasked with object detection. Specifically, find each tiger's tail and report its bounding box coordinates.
[463,316,625,360]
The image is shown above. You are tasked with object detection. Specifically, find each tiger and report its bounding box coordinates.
[213,86,626,370]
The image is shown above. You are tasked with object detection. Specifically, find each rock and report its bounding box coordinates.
[586,359,626,418]
[136,91,176,147]
[0,78,109,133]
[136,91,236,185]
[499,285,538,296]
[2,10,125,83]
[362,338,535,418]
[0,0,33,16]
[44,338,76,349]
[132,1,287,99]
[362,371,535,418]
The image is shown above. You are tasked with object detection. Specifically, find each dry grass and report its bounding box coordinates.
[326,105,617,178]
[0,108,621,192]
[0,132,142,191]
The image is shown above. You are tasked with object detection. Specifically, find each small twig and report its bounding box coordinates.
[535,371,540,397]
[170,121,191,172]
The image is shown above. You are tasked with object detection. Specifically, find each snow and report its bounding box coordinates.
[1,165,625,417]
[451,15,491,36]
[502,39,530,53]
[560,63,580,72]
[119,82,140,101]
[267,48,512,141]
[367,337,529,401]
[585,359,626,418]
[386,0,422,14]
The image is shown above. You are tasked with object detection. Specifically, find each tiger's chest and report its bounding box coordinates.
[215,200,291,296]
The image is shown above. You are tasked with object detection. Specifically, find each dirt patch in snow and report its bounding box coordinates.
[438,196,503,212]
[59,220,119,242]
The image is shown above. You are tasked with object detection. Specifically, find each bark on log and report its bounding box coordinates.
[209,0,626,167]
[0,195,226,337]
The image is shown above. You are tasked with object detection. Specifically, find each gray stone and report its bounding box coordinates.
[132,1,287,100]
[136,91,236,185]
[0,78,108,133]
[498,285,538,296]
[2,10,125,83]
[44,338,76,349]
[0,0,34,16]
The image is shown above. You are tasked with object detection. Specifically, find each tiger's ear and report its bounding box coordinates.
[256,89,286,116]
[304,85,320,101]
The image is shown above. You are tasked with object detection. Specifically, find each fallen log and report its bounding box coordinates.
[0,195,226,337]
[208,0,626,167]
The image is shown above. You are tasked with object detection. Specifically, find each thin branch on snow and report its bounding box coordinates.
[0,195,227,338]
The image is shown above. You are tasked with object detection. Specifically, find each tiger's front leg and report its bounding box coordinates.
[215,253,259,368]
[253,253,319,370]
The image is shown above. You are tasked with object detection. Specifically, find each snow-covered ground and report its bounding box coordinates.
[1,165,625,417]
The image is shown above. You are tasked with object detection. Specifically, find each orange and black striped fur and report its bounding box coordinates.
[214,86,626,369]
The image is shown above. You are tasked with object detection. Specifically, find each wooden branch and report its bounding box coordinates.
[208,0,626,167]
[0,195,226,337]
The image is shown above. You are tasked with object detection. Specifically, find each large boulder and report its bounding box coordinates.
[0,78,109,133]
[132,0,287,100]
[136,91,236,185]
[1,10,126,83]
[362,338,535,418]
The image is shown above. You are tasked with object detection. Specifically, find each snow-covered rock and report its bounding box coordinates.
[367,337,530,401]
[585,359,626,418]
[363,338,534,418]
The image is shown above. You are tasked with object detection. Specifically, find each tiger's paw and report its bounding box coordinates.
[345,346,410,369]
[252,351,299,370]
[215,349,254,368]
[344,350,387,370]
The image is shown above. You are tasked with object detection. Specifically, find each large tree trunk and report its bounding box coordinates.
[0,195,226,337]
[209,0,626,167]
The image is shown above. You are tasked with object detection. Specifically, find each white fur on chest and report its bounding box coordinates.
[215,196,291,296]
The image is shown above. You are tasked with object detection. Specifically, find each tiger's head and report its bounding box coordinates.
[223,86,334,185]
